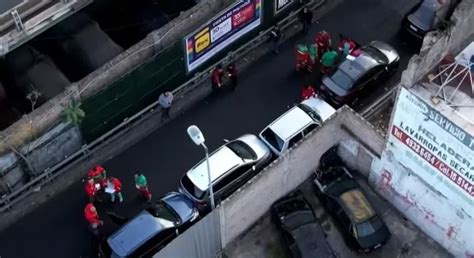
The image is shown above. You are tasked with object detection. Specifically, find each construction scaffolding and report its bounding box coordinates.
[429,42,474,108]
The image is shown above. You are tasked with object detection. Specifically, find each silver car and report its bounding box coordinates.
[179,134,272,211]
[99,192,199,258]
[320,41,399,107]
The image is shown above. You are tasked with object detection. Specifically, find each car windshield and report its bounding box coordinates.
[330,69,354,90]
[146,202,181,224]
[261,128,285,152]
[413,2,437,28]
[181,175,206,199]
[361,46,388,64]
[297,104,322,123]
[355,216,384,237]
[226,140,257,160]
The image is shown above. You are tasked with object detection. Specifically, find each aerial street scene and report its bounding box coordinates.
[0,0,473,257]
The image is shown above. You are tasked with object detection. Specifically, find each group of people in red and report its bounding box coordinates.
[296,31,358,102]
[83,165,153,235]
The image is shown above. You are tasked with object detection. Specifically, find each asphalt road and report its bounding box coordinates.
[0,0,418,257]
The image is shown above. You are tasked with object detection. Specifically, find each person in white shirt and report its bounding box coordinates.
[158,91,174,120]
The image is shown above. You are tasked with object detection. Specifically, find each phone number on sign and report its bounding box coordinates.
[392,126,474,196]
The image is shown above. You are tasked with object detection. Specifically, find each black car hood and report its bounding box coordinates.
[357,224,391,249]
[291,223,334,258]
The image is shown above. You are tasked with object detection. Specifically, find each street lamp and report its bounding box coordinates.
[187,125,215,209]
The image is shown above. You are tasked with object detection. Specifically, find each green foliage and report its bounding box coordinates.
[62,101,86,125]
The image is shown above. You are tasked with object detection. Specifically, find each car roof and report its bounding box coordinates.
[186,146,243,191]
[339,53,379,81]
[107,210,168,257]
[267,106,314,140]
[292,223,334,258]
[339,189,376,223]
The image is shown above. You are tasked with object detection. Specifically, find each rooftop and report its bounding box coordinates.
[411,41,474,126]
[0,0,92,56]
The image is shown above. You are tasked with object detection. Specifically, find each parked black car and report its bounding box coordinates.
[271,191,334,258]
[98,192,199,258]
[402,0,454,41]
[319,41,399,107]
[313,166,391,253]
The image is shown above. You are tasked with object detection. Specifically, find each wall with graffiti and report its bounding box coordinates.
[367,87,474,258]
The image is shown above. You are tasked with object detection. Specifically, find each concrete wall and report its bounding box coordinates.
[401,0,474,88]
[379,1,474,256]
[0,122,82,189]
[0,153,26,196]
[218,107,385,246]
[19,122,83,175]
[370,153,474,258]
[0,0,234,154]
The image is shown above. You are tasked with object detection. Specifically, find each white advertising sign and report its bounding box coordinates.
[274,0,293,15]
[184,0,262,73]
[387,88,474,207]
[210,17,232,42]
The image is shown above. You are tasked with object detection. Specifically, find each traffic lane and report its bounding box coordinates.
[308,0,419,110]
[0,0,417,257]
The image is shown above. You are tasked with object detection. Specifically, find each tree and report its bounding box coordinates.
[62,100,86,125]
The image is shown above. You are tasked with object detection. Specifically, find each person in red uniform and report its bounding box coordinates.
[315,31,332,57]
[107,177,123,203]
[338,34,357,57]
[84,178,98,202]
[210,65,224,92]
[227,63,238,91]
[301,84,317,100]
[84,203,103,235]
[87,165,107,189]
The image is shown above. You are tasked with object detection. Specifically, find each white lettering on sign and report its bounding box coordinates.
[211,17,232,43]
[386,88,474,207]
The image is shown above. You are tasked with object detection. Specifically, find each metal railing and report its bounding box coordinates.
[0,0,325,213]
[360,87,397,120]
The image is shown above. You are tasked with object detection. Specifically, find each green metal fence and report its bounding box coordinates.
[80,0,301,142]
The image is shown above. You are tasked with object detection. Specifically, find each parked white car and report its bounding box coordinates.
[179,134,272,211]
[259,98,336,156]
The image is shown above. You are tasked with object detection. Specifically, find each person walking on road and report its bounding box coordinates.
[84,203,103,236]
[135,173,152,202]
[299,7,313,34]
[84,178,99,203]
[320,46,338,74]
[269,26,282,54]
[226,63,238,91]
[315,31,332,57]
[211,65,224,92]
[106,177,123,203]
[158,91,174,120]
[301,84,317,100]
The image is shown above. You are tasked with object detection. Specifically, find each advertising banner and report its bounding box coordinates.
[274,0,294,15]
[184,0,262,73]
[387,88,474,207]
